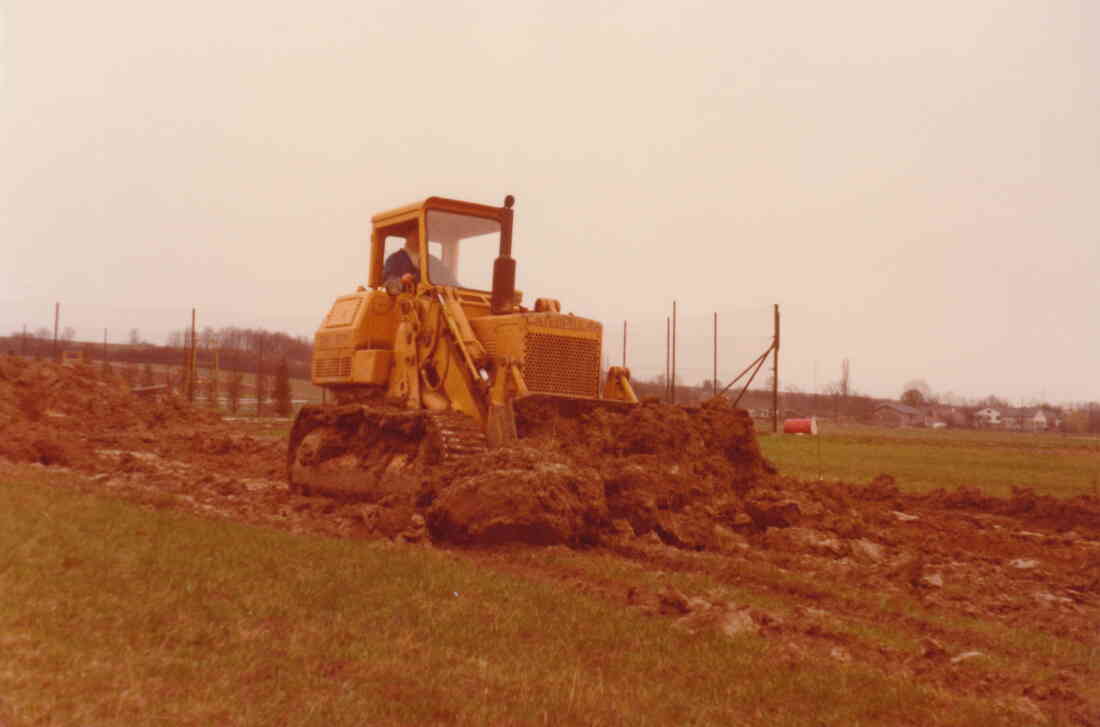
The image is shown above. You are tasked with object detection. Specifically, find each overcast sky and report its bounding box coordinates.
[2,1,1097,404]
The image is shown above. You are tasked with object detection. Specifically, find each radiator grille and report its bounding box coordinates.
[314,356,351,379]
[523,333,600,397]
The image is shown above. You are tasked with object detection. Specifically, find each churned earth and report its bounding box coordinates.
[2,356,1098,724]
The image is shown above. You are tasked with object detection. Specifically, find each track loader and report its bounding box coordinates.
[288,195,639,497]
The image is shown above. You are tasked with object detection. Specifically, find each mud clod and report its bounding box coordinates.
[426,448,606,546]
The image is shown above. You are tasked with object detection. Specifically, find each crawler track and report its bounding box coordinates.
[286,404,487,498]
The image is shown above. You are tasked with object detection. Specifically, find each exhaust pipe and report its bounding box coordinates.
[491,195,516,314]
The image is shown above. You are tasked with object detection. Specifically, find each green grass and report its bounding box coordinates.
[505,548,927,655]
[758,424,1100,497]
[0,468,1031,726]
[525,547,1100,676]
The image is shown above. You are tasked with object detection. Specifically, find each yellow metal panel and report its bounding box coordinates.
[324,298,362,327]
[354,292,399,350]
[490,322,523,360]
[351,350,393,385]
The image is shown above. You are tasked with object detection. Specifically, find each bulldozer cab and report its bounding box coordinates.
[369,197,511,294]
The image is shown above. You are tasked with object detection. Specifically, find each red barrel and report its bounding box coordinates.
[783,417,818,435]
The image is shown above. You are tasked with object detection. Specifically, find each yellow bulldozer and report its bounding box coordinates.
[288,195,640,497]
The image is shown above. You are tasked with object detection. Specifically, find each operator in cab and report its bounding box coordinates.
[383,227,458,287]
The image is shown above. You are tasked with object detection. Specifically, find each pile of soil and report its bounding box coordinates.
[419,398,778,548]
[0,355,221,468]
[283,396,784,549]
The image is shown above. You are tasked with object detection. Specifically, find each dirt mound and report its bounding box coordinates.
[0,355,220,467]
[413,399,937,550]
[515,396,771,492]
[416,398,777,548]
[425,447,606,546]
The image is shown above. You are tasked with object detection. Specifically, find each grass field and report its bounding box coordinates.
[758,424,1100,498]
[0,466,1033,727]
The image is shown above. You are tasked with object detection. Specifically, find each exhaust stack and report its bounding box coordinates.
[491,195,516,314]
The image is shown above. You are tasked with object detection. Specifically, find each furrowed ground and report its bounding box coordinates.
[1,356,1098,725]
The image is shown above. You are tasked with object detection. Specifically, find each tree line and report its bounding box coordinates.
[3,327,300,417]
[3,326,312,380]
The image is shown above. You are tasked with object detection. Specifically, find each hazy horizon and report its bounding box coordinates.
[3,1,1097,405]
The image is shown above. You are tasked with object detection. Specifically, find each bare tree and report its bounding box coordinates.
[60,326,76,342]
[200,326,219,350]
[977,394,1010,409]
[226,371,243,414]
[129,328,142,345]
[824,358,851,417]
[938,391,966,407]
[823,382,843,417]
[206,371,220,410]
[255,371,269,417]
[848,393,876,423]
[254,331,269,416]
[901,379,932,406]
[274,357,292,416]
[1089,403,1100,434]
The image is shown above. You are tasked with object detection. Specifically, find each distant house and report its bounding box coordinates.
[938,406,969,428]
[974,407,1002,428]
[923,405,960,429]
[1000,407,1026,430]
[1041,407,1064,430]
[976,406,1061,431]
[1004,407,1062,431]
[872,402,925,428]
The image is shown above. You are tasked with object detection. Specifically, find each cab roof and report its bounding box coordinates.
[371,197,507,228]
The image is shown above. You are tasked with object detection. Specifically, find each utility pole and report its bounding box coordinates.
[53,302,59,361]
[257,334,265,417]
[665,317,670,402]
[712,312,718,397]
[671,300,677,404]
[211,348,220,410]
[622,320,627,368]
[188,308,197,402]
[772,304,780,434]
